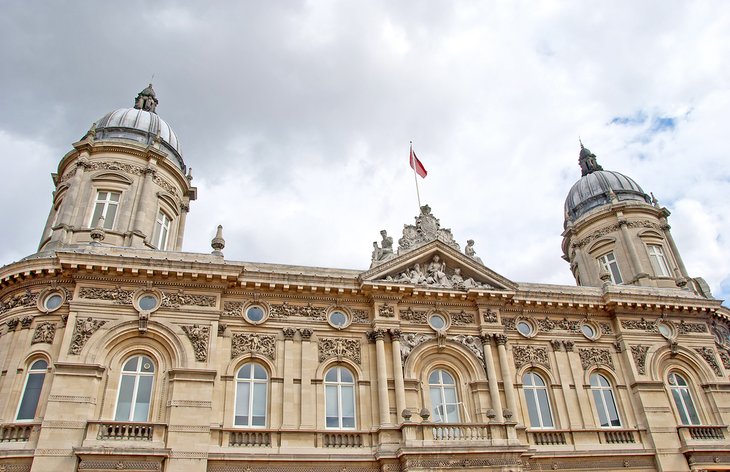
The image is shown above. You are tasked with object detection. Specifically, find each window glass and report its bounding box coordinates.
[429,369,460,423]
[246,306,265,323]
[668,372,700,425]
[235,362,269,427]
[590,373,621,427]
[329,311,347,328]
[90,191,121,230]
[324,367,356,429]
[138,295,158,311]
[114,355,155,422]
[16,359,48,421]
[517,320,533,337]
[44,294,63,310]
[598,252,623,284]
[428,313,446,330]
[152,210,171,250]
[523,371,554,428]
[647,244,671,277]
[581,324,595,338]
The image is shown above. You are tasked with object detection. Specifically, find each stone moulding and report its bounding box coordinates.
[231,332,276,360]
[69,317,107,354]
[578,347,614,371]
[181,324,210,361]
[318,337,361,364]
[512,345,549,369]
[630,345,649,374]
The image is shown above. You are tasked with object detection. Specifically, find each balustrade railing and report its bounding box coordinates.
[84,421,167,444]
[0,423,36,442]
[602,429,636,444]
[322,432,363,447]
[430,424,491,441]
[229,430,272,447]
[528,430,567,445]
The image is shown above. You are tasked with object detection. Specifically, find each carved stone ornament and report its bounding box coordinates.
[678,321,707,334]
[20,316,33,329]
[381,255,490,290]
[60,160,178,198]
[69,317,108,355]
[562,340,574,352]
[378,304,394,318]
[299,328,313,340]
[218,323,227,337]
[578,348,614,371]
[400,332,434,363]
[573,220,663,248]
[513,345,549,369]
[719,350,730,370]
[621,318,658,332]
[398,205,460,253]
[223,301,244,317]
[451,334,485,367]
[694,347,722,377]
[0,288,38,314]
[599,322,613,335]
[318,337,361,364]
[32,322,56,344]
[482,309,498,323]
[401,307,428,323]
[370,229,396,267]
[537,317,580,333]
[79,286,133,304]
[162,291,216,308]
[501,317,516,331]
[6,318,19,330]
[270,302,326,320]
[711,322,730,349]
[181,324,210,362]
[231,333,276,360]
[451,310,474,326]
[282,327,296,340]
[550,340,562,351]
[630,345,649,374]
[352,309,369,324]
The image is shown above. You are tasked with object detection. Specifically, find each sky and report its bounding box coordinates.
[0,1,728,304]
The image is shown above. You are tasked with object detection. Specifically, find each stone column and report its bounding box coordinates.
[660,219,689,279]
[131,165,156,246]
[282,328,297,428]
[373,329,391,426]
[618,219,647,283]
[49,157,89,247]
[495,334,518,422]
[299,328,315,429]
[389,329,406,422]
[174,201,190,252]
[481,334,504,422]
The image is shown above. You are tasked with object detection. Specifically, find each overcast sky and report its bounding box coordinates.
[0,1,728,304]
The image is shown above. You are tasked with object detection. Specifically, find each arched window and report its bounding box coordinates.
[668,372,700,425]
[324,366,355,429]
[16,359,48,421]
[590,373,621,427]
[115,355,155,422]
[235,363,268,427]
[429,369,460,423]
[523,371,554,428]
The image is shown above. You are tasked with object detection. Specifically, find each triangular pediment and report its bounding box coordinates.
[359,240,516,291]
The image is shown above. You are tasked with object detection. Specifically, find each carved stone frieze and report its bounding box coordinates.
[79,286,133,304]
[712,322,730,349]
[630,345,649,374]
[318,337,361,364]
[678,321,707,334]
[537,317,580,333]
[352,309,369,323]
[181,325,210,361]
[20,316,33,329]
[152,174,179,197]
[574,220,662,248]
[269,302,326,320]
[599,322,613,335]
[78,459,160,470]
[719,350,730,370]
[501,317,516,331]
[32,322,56,344]
[450,310,474,326]
[578,348,614,371]
[401,307,427,324]
[397,205,461,253]
[162,291,216,308]
[694,347,722,376]
[621,318,658,332]
[223,301,243,317]
[381,255,490,291]
[513,345,549,369]
[451,334,485,366]
[0,288,38,314]
[378,304,394,318]
[482,309,497,323]
[231,333,276,360]
[69,317,107,354]
[400,332,434,363]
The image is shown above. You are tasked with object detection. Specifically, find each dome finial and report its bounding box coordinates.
[578,140,603,177]
[134,83,158,114]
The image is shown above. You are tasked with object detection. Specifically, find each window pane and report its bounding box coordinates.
[428,371,440,384]
[31,359,48,370]
[133,375,153,421]
[605,391,621,426]
[253,364,267,379]
[430,387,444,421]
[140,357,154,373]
[115,375,135,420]
[342,416,355,428]
[104,204,117,229]
[341,386,354,417]
[239,364,251,379]
[681,389,700,425]
[109,192,120,202]
[537,390,553,427]
[325,385,337,417]
[17,373,45,420]
[672,389,689,425]
[235,382,250,425]
[91,203,104,226]
[252,383,267,417]
[325,369,337,382]
[525,390,541,426]
[592,390,609,427]
[340,368,353,383]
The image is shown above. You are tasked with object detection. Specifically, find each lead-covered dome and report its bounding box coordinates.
[91,85,185,170]
[564,144,651,224]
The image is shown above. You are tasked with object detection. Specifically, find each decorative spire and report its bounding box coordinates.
[134,83,158,114]
[211,225,225,256]
[578,140,603,177]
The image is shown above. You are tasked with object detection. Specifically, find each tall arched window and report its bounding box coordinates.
[523,371,554,428]
[668,372,700,425]
[235,363,268,427]
[324,366,355,429]
[590,373,621,427]
[16,359,48,421]
[115,355,155,422]
[429,369,460,423]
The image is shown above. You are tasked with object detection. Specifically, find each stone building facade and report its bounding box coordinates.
[0,86,729,471]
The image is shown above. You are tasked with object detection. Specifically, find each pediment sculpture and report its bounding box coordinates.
[380,254,491,290]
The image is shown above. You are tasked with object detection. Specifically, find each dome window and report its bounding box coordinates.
[90,191,120,230]
[598,252,623,284]
[152,210,171,250]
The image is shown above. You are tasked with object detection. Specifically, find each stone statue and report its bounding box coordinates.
[370,230,395,267]
[426,255,449,286]
[465,239,484,264]
[371,242,382,263]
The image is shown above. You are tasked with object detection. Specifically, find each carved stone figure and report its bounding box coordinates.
[397,205,460,253]
[319,337,361,364]
[182,324,210,362]
[162,290,216,308]
[79,286,133,305]
[69,317,107,355]
[513,345,549,369]
[32,322,56,345]
[378,304,394,318]
[370,230,396,267]
[231,333,276,360]
[465,239,483,264]
[631,345,649,374]
[400,332,434,363]
[578,348,614,371]
[452,334,485,367]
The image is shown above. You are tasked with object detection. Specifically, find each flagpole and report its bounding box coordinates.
[410,141,422,208]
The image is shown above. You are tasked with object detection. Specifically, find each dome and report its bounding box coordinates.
[564,169,651,223]
[93,107,185,170]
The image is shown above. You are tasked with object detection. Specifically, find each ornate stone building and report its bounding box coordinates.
[0,86,728,472]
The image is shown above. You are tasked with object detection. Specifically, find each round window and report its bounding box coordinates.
[658,322,673,339]
[516,320,534,337]
[428,313,447,330]
[138,295,159,311]
[329,311,348,328]
[44,294,63,311]
[245,305,266,324]
[581,323,596,339]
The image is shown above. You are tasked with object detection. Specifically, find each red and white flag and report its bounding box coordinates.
[409,145,427,178]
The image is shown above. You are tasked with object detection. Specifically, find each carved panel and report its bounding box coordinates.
[231,333,276,360]
[537,317,580,333]
[513,345,549,369]
[482,309,497,323]
[162,291,216,308]
[352,309,369,324]
[630,345,649,374]
[31,322,56,344]
[451,334,484,366]
[0,288,38,314]
[381,256,490,290]
[678,321,707,334]
[694,347,722,376]
[578,348,614,371]
[574,220,662,248]
[78,460,161,470]
[78,286,133,304]
[318,337,361,364]
[599,322,613,335]
[401,307,427,324]
[223,301,243,317]
[450,310,474,326]
[621,318,658,332]
[69,317,107,354]
[501,317,515,331]
[378,304,394,318]
[719,350,730,370]
[269,302,326,320]
[152,173,179,197]
[400,332,433,362]
[181,325,210,361]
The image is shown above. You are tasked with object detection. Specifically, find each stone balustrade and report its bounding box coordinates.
[677,424,727,447]
[402,421,518,448]
[0,423,37,442]
[85,421,167,444]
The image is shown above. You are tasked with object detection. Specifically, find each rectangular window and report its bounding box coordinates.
[647,244,671,277]
[90,191,120,230]
[598,252,623,284]
[152,210,171,250]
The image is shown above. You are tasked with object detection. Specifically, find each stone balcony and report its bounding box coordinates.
[524,427,646,450]
[677,424,728,450]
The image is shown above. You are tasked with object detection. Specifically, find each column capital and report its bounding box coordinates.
[389,328,402,341]
[494,334,508,346]
[479,333,492,345]
[299,328,313,340]
[282,327,296,340]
